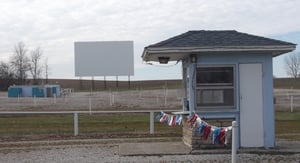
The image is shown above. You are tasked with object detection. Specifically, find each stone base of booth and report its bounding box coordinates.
[182,117,232,150]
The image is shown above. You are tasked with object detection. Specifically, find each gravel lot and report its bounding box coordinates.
[0,144,299,163]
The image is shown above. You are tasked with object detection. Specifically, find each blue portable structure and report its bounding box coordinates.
[142,30,296,148]
[7,85,61,98]
[32,87,45,97]
[44,85,61,97]
[8,87,22,97]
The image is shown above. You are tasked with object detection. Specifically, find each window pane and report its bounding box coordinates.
[196,88,234,107]
[196,67,234,86]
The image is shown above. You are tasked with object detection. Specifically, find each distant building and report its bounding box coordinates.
[8,85,61,98]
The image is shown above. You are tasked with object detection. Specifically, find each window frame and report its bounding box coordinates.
[195,64,236,110]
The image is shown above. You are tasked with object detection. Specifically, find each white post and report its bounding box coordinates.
[150,112,154,134]
[53,93,57,104]
[291,95,294,112]
[33,95,37,106]
[232,121,238,163]
[139,88,141,98]
[109,89,112,106]
[89,97,92,115]
[112,95,115,105]
[74,112,78,136]
[164,87,167,107]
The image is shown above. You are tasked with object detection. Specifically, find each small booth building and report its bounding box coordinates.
[142,30,296,148]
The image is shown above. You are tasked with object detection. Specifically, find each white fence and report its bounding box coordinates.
[274,92,300,112]
[0,110,179,136]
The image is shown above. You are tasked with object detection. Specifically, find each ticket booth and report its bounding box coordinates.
[142,30,296,148]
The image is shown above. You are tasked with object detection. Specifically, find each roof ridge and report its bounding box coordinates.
[188,30,237,32]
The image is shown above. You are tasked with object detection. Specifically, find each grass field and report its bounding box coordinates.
[0,111,299,141]
[0,113,181,141]
[275,111,300,140]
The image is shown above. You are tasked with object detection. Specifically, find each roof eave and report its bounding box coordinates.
[142,45,296,62]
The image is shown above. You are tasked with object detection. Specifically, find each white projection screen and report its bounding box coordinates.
[74,41,134,77]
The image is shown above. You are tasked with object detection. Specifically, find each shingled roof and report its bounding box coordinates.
[142,30,296,62]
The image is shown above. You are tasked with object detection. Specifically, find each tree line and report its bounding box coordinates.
[0,42,49,90]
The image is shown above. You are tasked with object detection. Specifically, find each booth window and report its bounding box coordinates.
[196,66,235,109]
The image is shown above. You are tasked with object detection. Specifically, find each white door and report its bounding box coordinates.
[239,63,264,147]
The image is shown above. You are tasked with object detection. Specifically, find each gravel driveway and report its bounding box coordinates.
[0,144,299,163]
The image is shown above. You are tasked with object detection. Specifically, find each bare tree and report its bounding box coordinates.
[285,52,300,79]
[10,42,30,85]
[29,47,43,85]
[44,57,49,84]
[0,61,14,79]
[0,61,16,90]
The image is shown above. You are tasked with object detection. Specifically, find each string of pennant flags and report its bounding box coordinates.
[156,111,232,145]
[156,111,182,126]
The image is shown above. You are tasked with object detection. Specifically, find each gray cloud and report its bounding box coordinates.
[0,0,299,79]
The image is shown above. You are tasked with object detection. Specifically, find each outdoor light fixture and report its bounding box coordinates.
[190,54,197,63]
[158,57,170,64]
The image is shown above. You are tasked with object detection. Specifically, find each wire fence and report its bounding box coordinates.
[1,88,300,112]
[0,88,183,111]
[274,88,300,112]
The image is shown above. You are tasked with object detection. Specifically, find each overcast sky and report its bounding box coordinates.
[0,0,299,80]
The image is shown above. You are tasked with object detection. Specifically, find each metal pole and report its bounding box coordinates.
[34,95,37,106]
[89,97,92,115]
[74,112,78,136]
[150,112,154,134]
[232,121,238,163]
[164,87,167,107]
[291,95,294,112]
[109,89,112,106]
[128,75,131,89]
[53,93,57,104]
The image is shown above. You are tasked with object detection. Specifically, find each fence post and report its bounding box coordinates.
[33,95,37,106]
[53,93,57,104]
[291,95,294,112]
[89,97,92,115]
[109,90,113,106]
[18,94,20,103]
[164,87,167,107]
[74,112,78,136]
[150,111,154,134]
[232,121,238,163]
